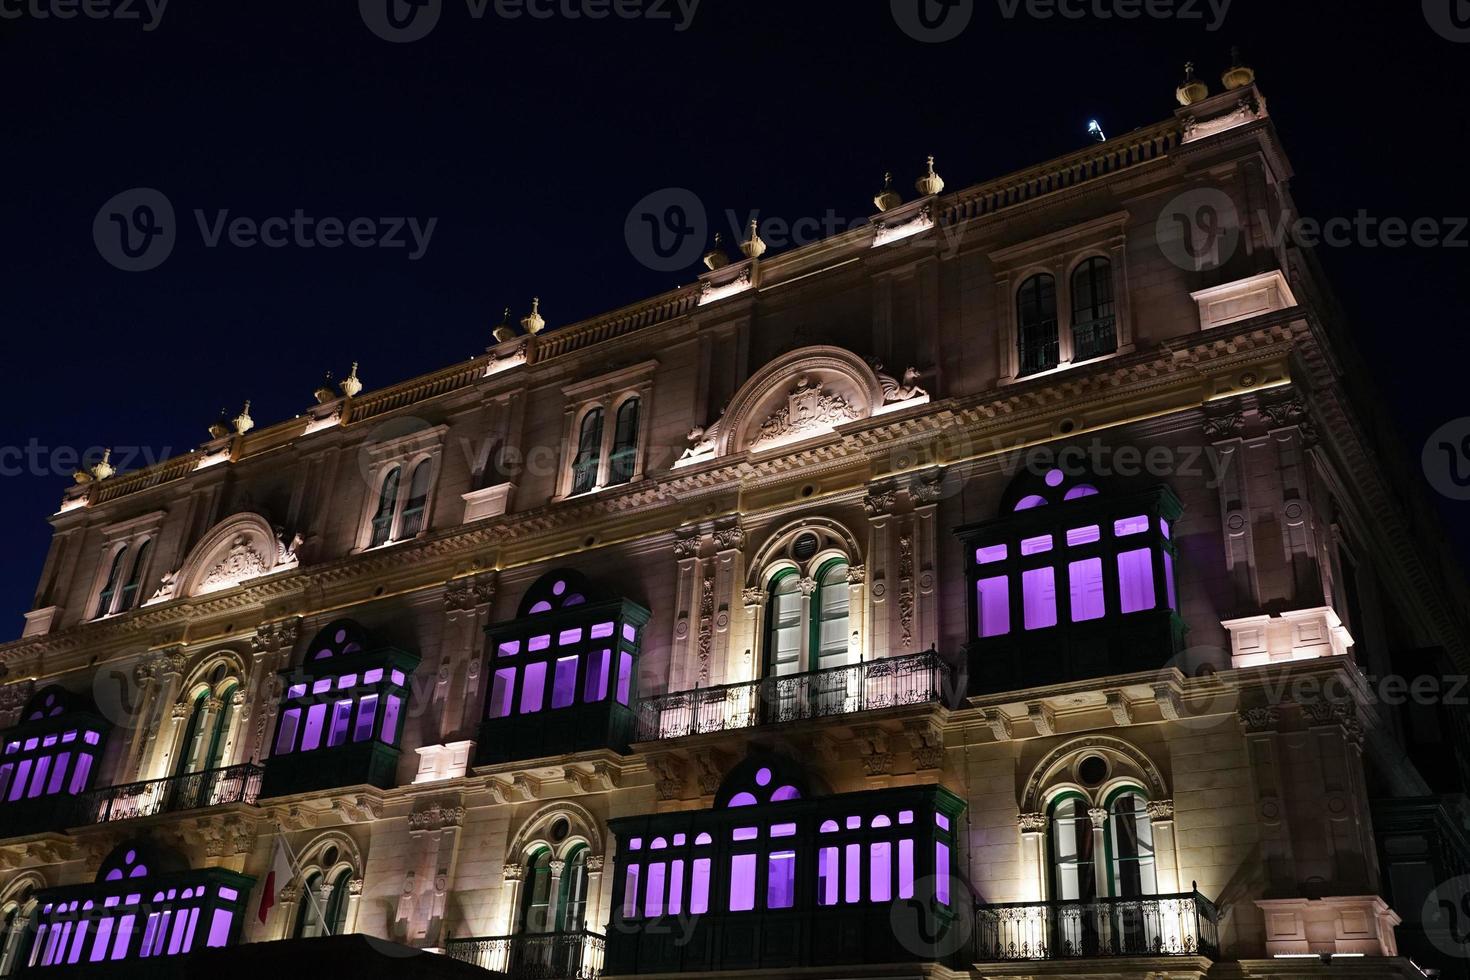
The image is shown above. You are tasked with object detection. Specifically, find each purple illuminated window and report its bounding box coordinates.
[899,839,915,898]
[363,668,384,684]
[275,708,301,755]
[529,634,551,653]
[1021,534,1053,556]
[1015,494,1047,511]
[559,628,583,646]
[844,844,861,904]
[1045,468,1065,487]
[771,822,796,837]
[644,862,666,917]
[1161,518,1171,538]
[1118,548,1156,613]
[729,854,756,911]
[1164,551,1177,610]
[520,661,547,713]
[623,623,638,643]
[489,668,515,718]
[1115,515,1149,536]
[591,621,614,639]
[552,656,578,709]
[732,826,758,841]
[690,858,710,914]
[976,544,1007,564]
[1064,484,1099,500]
[977,575,1010,637]
[936,842,951,904]
[629,838,643,850]
[300,703,327,752]
[870,841,892,902]
[113,914,134,960]
[622,865,640,917]
[615,652,633,705]
[1022,567,1057,630]
[584,649,611,702]
[287,683,306,699]
[695,833,712,845]
[390,669,406,687]
[936,813,950,830]
[311,679,332,695]
[669,859,685,914]
[498,640,520,658]
[819,820,838,833]
[818,846,839,905]
[47,751,70,794]
[1067,525,1101,546]
[206,909,232,948]
[651,837,667,849]
[90,919,113,962]
[382,695,402,743]
[354,694,378,741]
[767,851,795,909]
[9,760,31,801]
[28,756,51,797]
[770,785,800,802]
[1068,558,1105,622]
[899,810,914,824]
[327,700,353,747]
[529,600,553,615]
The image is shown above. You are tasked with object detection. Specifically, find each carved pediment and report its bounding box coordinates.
[163,512,302,601]
[750,375,863,450]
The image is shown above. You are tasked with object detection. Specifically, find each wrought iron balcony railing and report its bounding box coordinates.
[444,930,605,979]
[73,763,264,825]
[974,890,1220,962]
[635,651,951,741]
[1071,315,1118,362]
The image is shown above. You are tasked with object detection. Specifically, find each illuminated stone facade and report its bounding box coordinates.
[2,74,1467,980]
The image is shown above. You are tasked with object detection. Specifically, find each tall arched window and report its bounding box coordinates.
[814,560,851,672]
[369,466,401,548]
[293,867,351,938]
[95,547,128,619]
[561,847,590,931]
[118,540,151,611]
[1049,796,1096,902]
[1070,257,1116,362]
[608,399,640,486]
[0,888,35,977]
[1107,790,1157,898]
[765,573,803,677]
[399,459,433,538]
[521,848,554,933]
[175,691,211,777]
[1017,273,1059,376]
[571,409,605,496]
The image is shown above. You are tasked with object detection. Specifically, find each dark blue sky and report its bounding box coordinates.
[3,0,1467,635]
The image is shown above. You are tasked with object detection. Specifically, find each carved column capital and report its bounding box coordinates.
[1146,799,1175,822]
[502,863,525,882]
[1087,807,1109,830]
[1018,812,1048,834]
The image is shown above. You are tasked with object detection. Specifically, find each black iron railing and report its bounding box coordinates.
[444,931,605,979]
[635,651,951,741]
[1071,315,1118,362]
[73,763,264,825]
[974,890,1219,961]
[1019,332,1060,376]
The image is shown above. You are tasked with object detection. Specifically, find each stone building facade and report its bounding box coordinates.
[2,67,1468,980]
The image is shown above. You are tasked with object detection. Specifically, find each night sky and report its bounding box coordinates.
[3,0,1467,636]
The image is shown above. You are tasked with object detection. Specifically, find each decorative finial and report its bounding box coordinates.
[874,172,903,213]
[739,219,767,259]
[1177,62,1210,106]
[232,401,254,436]
[915,156,945,197]
[313,373,336,405]
[521,298,546,336]
[702,233,731,271]
[208,407,232,439]
[339,362,363,398]
[90,448,115,481]
[72,468,92,485]
[493,308,517,344]
[1221,48,1255,90]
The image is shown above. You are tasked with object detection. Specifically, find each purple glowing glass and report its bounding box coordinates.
[559,628,583,646]
[312,678,332,695]
[300,703,327,752]
[976,544,1007,564]
[219,886,237,901]
[1118,548,1156,613]
[1022,567,1058,630]
[629,838,643,850]
[977,575,1010,638]
[488,668,515,719]
[728,854,756,912]
[1115,515,1149,536]
[870,841,892,902]
[770,785,800,802]
[1045,468,1065,487]
[47,752,70,795]
[644,862,666,917]
[899,839,915,898]
[754,767,772,786]
[936,813,950,830]
[498,640,520,658]
[584,649,611,702]
[732,826,758,841]
[770,822,796,837]
[936,842,951,904]
[337,673,358,690]
[1021,534,1053,556]
[287,684,308,699]
[390,669,406,687]
[817,846,839,905]
[623,623,638,643]
[767,851,796,909]
[327,700,353,747]
[622,865,640,918]
[206,910,232,948]
[381,695,402,742]
[669,859,685,914]
[520,661,547,714]
[1164,551,1177,610]
[363,668,384,684]
[9,760,31,802]
[529,634,551,653]
[275,708,301,755]
[1015,494,1048,511]
[871,815,891,828]
[690,857,710,914]
[615,652,633,705]
[1064,484,1099,500]
[1067,525,1101,546]
[1068,557,1106,622]
[354,694,379,740]
[651,837,668,849]
[90,919,114,962]
[695,833,712,845]
[819,820,839,833]
[551,656,578,709]
[84,730,100,745]
[590,621,615,639]
[844,844,861,904]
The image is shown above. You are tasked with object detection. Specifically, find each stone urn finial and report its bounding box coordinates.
[208,407,232,439]
[915,156,945,197]
[1177,62,1210,106]
[339,362,363,398]
[702,233,731,271]
[72,468,92,485]
[874,172,903,213]
[739,219,767,260]
[232,401,255,436]
[90,448,115,481]
[1221,47,1255,90]
[313,373,336,405]
[493,307,517,344]
[521,298,546,336]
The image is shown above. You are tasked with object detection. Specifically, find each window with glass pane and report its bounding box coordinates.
[571,409,604,495]
[370,467,400,547]
[1109,792,1158,897]
[562,849,589,929]
[766,573,802,676]
[1017,273,1059,375]
[522,850,553,933]
[815,561,851,669]
[118,540,150,611]
[1050,797,1096,901]
[96,548,128,618]
[398,460,432,538]
[1070,257,1117,361]
[608,398,640,486]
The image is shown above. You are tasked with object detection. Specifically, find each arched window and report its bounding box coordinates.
[608,399,640,487]
[571,409,605,496]
[118,540,151,611]
[95,548,129,619]
[814,560,851,671]
[1107,790,1157,898]
[561,847,590,931]
[761,561,852,678]
[1017,273,1059,376]
[399,459,433,538]
[174,691,211,777]
[1070,257,1116,362]
[293,868,351,938]
[521,848,555,934]
[0,884,37,977]
[369,466,401,548]
[765,573,802,677]
[1049,796,1096,902]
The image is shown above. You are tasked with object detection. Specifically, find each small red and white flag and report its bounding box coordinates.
[256,837,296,925]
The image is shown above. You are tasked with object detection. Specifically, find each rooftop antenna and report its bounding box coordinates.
[1086,119,1107,143]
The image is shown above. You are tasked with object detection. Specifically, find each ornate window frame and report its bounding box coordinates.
[354,424,448,552]
[991,212,1134,384]
[85,512,164,620]
[502,803,606,937]
[280,831,364,940]
[554,362,657,500]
